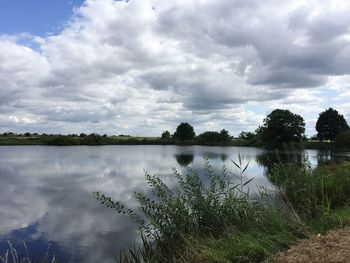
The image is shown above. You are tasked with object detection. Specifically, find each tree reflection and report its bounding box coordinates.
[257,149,350,187]
[256,150,305,169]
[202,152,227,162]
[174,154,194,167]
[317,150,350,165]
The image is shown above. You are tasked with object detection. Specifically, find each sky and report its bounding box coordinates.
[0,0,350,136]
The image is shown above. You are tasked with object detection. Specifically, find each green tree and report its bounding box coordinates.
[197,129,231,144]
[238,131,255,141]
[334,131,350,149]
[238,131,261,146]
[316,108,349,141]
[173,123,195,141]
[259,109,305,148]
[219,129,231,142]
[80,133,105,145]
[161,130,171,140]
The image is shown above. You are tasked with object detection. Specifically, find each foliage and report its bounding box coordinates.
[258,109,305,148]
[161,131,171,140]
[0,241,57,263]
[45,135,79,146]
[185,210,303,263]
[173,123,195,141]
[94,157,311,262]
[303,140,332,151]
[219,129,231,142]
[334,130,350,149]
[310,134,319,140]
[196,129,231,145]
[316,108,349,141]
[269,160,350,218]
[94,152,350,262]
[94,158,273,259]
[237,131,262,146]
[95,159,259,239]
[1,132,16,137]
[80,133,107,145]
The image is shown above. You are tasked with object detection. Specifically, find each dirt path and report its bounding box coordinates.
[273,227,350,263]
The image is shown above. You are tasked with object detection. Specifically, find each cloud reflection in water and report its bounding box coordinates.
[0,145,300,262]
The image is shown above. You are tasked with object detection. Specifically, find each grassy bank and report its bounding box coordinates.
[95,156,350,262]
[0,135,166,146]
[0,135,335,150]
[0,134,238,146]
[303,140,332,150]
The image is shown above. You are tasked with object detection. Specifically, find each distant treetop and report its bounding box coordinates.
[258,109,305,148]
[173,123,195,141]
[316,108,349,141]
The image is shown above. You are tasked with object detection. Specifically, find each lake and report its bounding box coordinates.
[0,145,348,262]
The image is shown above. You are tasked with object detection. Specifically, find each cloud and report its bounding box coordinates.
[0,145,278,262]
[1,0,350,135]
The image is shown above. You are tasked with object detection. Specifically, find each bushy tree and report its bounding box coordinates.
[46,135,79,146]
[219,129,231,142]
[80,133,105,145]
[259,109,305,148]
[334,131,350,149]
[173,123,195,141]
[238,131,261,146]
[161,130,171,140]
[316,108,349,141]
[196,129,231,144]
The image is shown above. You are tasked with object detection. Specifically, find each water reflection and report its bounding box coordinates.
[256,150,307,172]
[202,152,227,162]
[0,146,347,262]
[316,150,350,165]
[257,149,350,171]
[174,154,194,166]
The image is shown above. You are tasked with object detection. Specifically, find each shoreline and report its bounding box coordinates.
[0,136,333,149]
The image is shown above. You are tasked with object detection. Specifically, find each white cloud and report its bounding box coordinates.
[1,0,350,135]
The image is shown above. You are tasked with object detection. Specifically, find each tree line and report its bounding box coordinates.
[161,107,350,149]
[161,122,232,145]
[1,107,349,148]
[237,107,349,148]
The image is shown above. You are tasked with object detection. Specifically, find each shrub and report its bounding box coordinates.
[334,130,350,149]
[95,159,260,239]
[45,136,79,146]
[94,157,305,261]
[269,161,350,217]
[80,133,106,145]
[196,129,231,145]
[161,131,171,140]
[173,123,195,141]
[258,109,305,149]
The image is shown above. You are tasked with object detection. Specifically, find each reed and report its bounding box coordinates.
[94,156,312,262]
[0,241,56,263]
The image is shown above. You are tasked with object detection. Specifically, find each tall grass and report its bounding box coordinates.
[0,241,56,263]
[95,152,350,262]
[269,159,350,218]
[94,156,310,262]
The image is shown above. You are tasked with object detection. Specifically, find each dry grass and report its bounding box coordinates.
[273,227,350,263]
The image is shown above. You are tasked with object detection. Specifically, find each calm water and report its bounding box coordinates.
[0,145,348,262]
